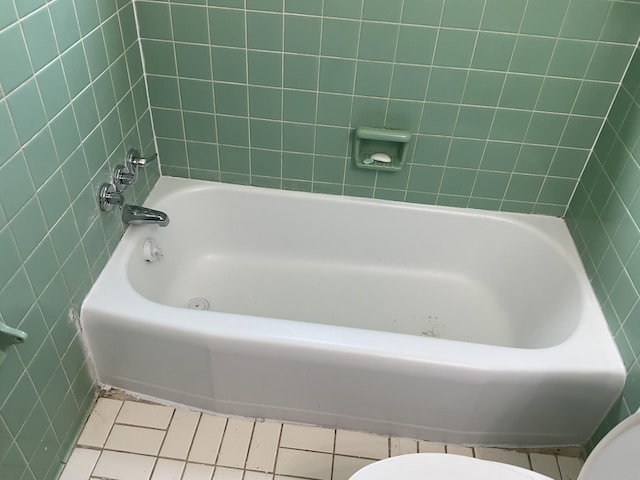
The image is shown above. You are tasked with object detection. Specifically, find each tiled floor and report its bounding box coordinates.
[60,397,583,480]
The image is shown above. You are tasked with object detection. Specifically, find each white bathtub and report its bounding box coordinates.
[81,177,625,447]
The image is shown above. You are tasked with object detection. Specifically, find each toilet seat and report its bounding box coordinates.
[351,409,640,480]
[349,453,549,480]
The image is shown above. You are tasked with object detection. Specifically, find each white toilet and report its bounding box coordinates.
[350,410,640,480]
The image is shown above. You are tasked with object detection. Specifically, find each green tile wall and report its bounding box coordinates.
[0,1,158,479]
[137,0,640,216]
[567,46,640,451]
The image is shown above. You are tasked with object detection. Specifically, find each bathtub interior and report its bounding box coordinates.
[126,181,585,349]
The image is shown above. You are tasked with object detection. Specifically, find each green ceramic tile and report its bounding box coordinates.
[573,81,618,119]
[246,0,282,11]
[561,116,603,149]
[0,25,33,94]
[283,122,315,153]
[153,108,184,139]
[453,106,493,139]
[420,102,458,136]
[324,0,363,19]
[447,138,485,168]
[285,15,321,55]
[60,147,90,200]
[386,100,423,131]
[505,174,544,202]
[413,135,451,166]
[433,29,476,67]
[321,18,359,58]
[472,171,510,199]
[23,128,59,189]
[509,36,555,74]
[319,58,356,94]
[471,32,517,71]
[313,155,345,183]
[0,227,21,288]
[148,76,181,109]
[283,89,317,123]
[390,65,429,101]
[401,0,443,26]
[184,112,217,143]
[521,0,568,37]
[441,0,484,28]
[587,44,635,83]
[6,79,47,144]
[354,61,393,97]
[74,0,100,35]
[363,0,402,21]
[283,54,318,90]
[515,144,555,175]
[407,165,443,193]
[211,47,246,83]
[0,1,17,30]
[481,142,519,172]
[315,126,349,156]
[2,373,39,435]
[549,148,589,178]
[218,145,250,174]
[50,106,81,162]
[176,43,212,80]
[548,40,595,79]
[20,9,56,72]
[317,94,352,127]
[209,7,246,47]
[462,71,504,107]
[0,101,21,168]
[214,83,248,116]
[36,60,71,121]
[439,167,476,196]
[187,142,219,170]
[120,4,139,48]
[248,87,281,120]
[536,78,581,114]
[0,152,35,220]
[172,4,209,43]
[157,138,188,167]
[525,113,567,145]
[285,0,322,15]
[561,0,611,41]
[601,2,640,45]
[395,26,437,65]
[248,51,282,87]
[358,22,398,62]
[247,12,283,51]
[83,29,109,80]
[537,177,576,205]
[250,119,281,150]
[217,116,249,146]
[251,149,281,177]
[283,152,313,180]
[426,67,467,103]
[102,15,125,63]
[481,0,526,32]
[136,1,173,40]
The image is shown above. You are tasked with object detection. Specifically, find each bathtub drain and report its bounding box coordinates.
[188,297,209,311]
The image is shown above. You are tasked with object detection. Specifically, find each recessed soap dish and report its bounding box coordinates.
[353,127,412,171]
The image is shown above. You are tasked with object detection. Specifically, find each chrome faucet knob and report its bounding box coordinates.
[126,148,158,169]
[114,164,136,191]
[98,183,125,211]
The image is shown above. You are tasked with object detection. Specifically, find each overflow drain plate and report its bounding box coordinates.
[188,297,209,311]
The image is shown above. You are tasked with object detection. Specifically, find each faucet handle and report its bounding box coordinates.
[98,183,125,211]
[126,148,158,169]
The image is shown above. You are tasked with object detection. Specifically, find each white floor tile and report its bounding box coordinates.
[418,440,446,453]
[183,463,215,480]
[390,437,418,456]
[212,467,243,480]
[244,472,274,480]
[475,447,530,469]
[446,445,474,457]
[59,448,101,480]
[104,424,166,456]
[77,398,123,448]
[92,450,156,480]
[151,458,185,480]
[116,401,175,429]
[189,414,227,464]
[217,418,254,468]
[335,430,388,459]
[246,421,281,472]
[160,410,201,460]
[558,456,583,480]
[530,453,561,480]
[275,448,333,480]
[332,455,375,480]
[280,424,335,454]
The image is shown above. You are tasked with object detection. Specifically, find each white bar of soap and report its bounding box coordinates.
[371,153,391,163]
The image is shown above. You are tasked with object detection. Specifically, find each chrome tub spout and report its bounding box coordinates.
[122,204,170,227]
